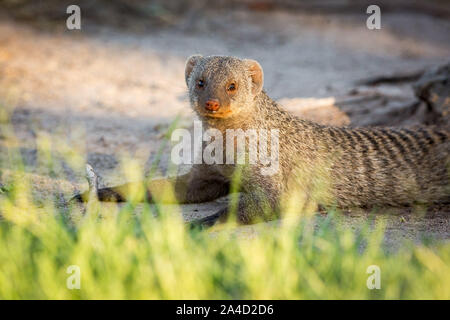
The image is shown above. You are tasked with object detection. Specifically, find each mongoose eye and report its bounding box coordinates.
[227,83,237,92]
[197,79,205,88]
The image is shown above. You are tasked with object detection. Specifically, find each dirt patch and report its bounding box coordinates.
[0,7,449,247]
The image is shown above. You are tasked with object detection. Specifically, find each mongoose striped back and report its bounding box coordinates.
[321,125,449,207]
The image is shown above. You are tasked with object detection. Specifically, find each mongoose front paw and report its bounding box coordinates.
[70,188,126,203]
[188,206,229,230]
[71,164,126,203]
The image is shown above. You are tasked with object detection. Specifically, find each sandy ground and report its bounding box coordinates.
[0,8,449,249]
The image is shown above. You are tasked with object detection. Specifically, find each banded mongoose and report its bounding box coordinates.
[76,55,450,226]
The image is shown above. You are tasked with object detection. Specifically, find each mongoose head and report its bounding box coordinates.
[185,55,264,119]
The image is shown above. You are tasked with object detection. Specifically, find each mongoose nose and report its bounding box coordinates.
[205,100,220,112]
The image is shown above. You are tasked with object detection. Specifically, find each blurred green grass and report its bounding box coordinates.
[0,101,449,300]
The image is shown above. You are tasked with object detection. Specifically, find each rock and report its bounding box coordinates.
[414,63,450,127]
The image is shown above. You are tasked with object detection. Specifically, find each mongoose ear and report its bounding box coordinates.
[244,59,264,95]
[185,55,203,86]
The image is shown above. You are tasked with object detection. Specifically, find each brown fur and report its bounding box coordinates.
[77,55,450,226]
